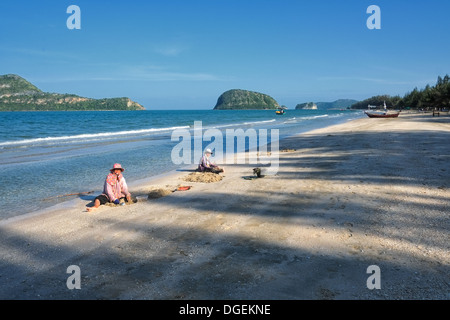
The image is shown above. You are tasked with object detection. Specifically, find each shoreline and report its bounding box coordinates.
[0,111,363,225]
[0,112,448,299]
[0,164,196,227]
[0,109,362,221]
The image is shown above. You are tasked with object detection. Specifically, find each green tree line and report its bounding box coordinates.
[0,93,143,111]
[351,74,450,110]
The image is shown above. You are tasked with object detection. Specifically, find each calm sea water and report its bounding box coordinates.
[0,109,363,220]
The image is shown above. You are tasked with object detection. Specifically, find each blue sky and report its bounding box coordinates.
[1,0,449,110]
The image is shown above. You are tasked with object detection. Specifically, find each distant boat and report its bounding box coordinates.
[275,106,287,115]
[364,101,400,118]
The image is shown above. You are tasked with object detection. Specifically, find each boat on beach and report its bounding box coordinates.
[364,102,400,118]
[364,111,400,118]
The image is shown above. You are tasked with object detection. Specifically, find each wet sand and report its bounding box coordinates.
[0,112,448,300]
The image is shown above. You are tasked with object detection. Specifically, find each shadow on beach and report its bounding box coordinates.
[0,116,449,300]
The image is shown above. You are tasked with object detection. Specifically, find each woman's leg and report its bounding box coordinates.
[86,195,108,212]
[86,198,100,212]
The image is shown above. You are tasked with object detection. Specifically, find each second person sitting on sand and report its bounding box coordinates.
[86,163,132,212]
[198,148,224,173]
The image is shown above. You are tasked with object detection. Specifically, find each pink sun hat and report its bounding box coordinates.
[110,163,125,172]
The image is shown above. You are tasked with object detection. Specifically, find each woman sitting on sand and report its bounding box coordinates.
[86,163,132,212]
[198,148,224,173]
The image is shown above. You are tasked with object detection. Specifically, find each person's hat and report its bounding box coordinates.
[205,148,213,154]
[110,163,125,172]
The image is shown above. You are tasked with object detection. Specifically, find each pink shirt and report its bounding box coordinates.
[102,173,130,202]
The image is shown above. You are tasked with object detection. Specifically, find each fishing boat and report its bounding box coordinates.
[365,111,400,118]
[275,106,287,115]
[364,101,400,118]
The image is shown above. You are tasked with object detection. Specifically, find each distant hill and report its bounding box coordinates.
[296,102,317,110]
[296,99,358,110]
[213,89,280,110]
[0,74,145,111]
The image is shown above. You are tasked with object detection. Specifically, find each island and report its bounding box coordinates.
[296,99,358,110]
[0,74,145,111]
[213,89,280,110]
[296,102,318,110]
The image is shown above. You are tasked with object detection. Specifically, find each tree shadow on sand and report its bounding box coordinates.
[0,128,448,300]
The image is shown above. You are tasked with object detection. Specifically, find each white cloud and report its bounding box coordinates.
[153,44,187,57]
[317,76,433,86]
[1,47,81,61]
[33,65,232,83]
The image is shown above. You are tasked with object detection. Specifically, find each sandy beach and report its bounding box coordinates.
[0,112,448,300]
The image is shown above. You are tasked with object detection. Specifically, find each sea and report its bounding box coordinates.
[0,109,364,221]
